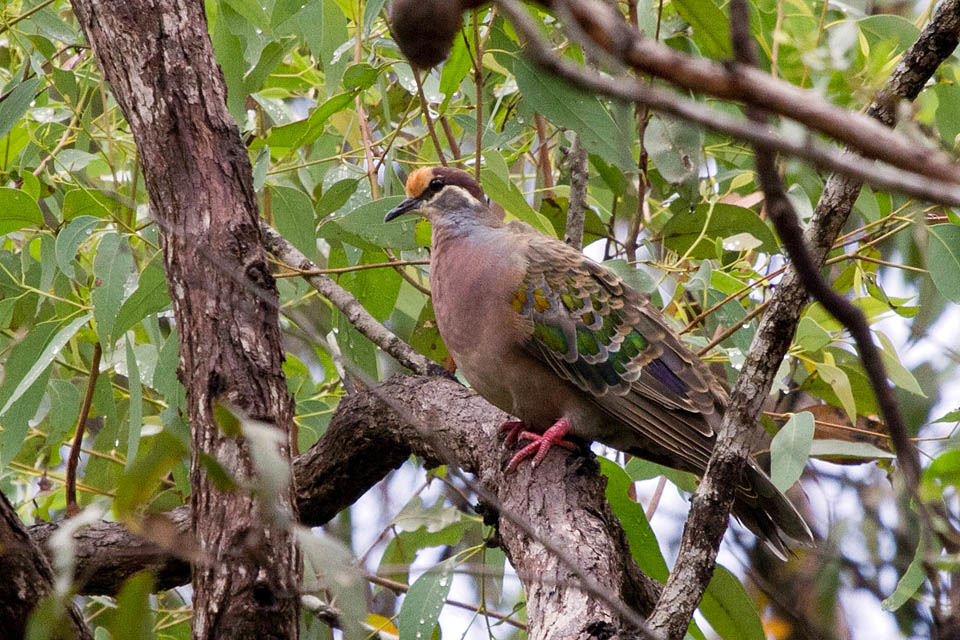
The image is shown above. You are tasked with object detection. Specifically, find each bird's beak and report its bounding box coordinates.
[384,197,421,222]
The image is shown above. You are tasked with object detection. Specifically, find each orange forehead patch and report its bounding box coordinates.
[405,167,435,198]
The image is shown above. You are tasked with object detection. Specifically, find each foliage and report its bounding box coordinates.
[0,0,958,638]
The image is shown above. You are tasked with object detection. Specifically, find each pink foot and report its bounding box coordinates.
[498,420,526,447]
[505,418,577,473]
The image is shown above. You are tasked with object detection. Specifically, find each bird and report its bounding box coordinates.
[384,165,814,557]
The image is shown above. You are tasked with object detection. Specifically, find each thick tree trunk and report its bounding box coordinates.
[0,491,91,639]
[69,2,301,638]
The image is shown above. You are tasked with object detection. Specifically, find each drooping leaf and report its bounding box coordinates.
[125,336,143,472]
[112,256,171,342]
[271,185,318,261]
[92,233,134,350]
[770,411,814,491]
[55,216,99,279]
[398,557,455,640]
[0,77,40,140]
[0,313,91,418]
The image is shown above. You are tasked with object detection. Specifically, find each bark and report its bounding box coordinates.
[69,2,300,638]
[30,376,662,640]
[0,491,91,639]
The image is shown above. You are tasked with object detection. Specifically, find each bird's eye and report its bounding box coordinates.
[428,177,445,192]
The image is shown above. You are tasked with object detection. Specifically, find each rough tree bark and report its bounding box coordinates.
[69,2,301,638]
[0,491,91,639]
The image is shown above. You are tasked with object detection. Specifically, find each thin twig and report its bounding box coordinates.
[413,69,447,166]
[644,476,667,521]
[534,113,555,199]
[354,10,381,199]
[439,116,462,161]
[385,247,432,296]
[66,342,102,517]
[260,223,442,376]
[272,258,429,278]
[473,9,484,182]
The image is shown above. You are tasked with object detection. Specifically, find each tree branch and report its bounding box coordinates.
[538,0,960,185]
[260,222,445,377]
[495,0,960,207]
[0,491,91,639]
[29,376,662,640]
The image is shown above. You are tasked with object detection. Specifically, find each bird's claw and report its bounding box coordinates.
[498,420,526,447]
[505,418,575,473]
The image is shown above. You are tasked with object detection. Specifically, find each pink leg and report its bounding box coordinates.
[506,418,577,473]
[498,420,526,447]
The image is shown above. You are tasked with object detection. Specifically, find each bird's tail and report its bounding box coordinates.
[732,461,814,560]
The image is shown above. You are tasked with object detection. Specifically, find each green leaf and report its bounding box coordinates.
[875,331,925,397]
[62,188,115,220]
[813,362,857,425]
[262,91,355,150]
[794,316,833,352]
[393,496,462,534]
[362,0,387,34]
[103,572,155,640]
[114,430,188,518]
[625,456,699,493]
[808,439,896,461]
[271,185,317,261]
[857,15,920,53]
[480,169,553,234]
[323,196,422,250]
[881,537,928,611]
[600,459,669,581]
[46,380,81,451]
[112,257,171,342]
[926,224,960,303]
[933,408,960,423]
[0,313,91,418]
[645,114,704,186]
[398,557,454,640]
[699,565,765,640]
[603,259,658,294]
[0,77,40,140]
[55,215,99,279]
[0,188,43,235]
[317,179,360,218]
[0,321,61,465]
[342,62,378,91]
[931,84,960,149]
[56,149,99,172]
[673,0,731,58]
[439,34,471,97]
[125,336,143,472]
[662,203,778,258]
[92,233,134,350]
[924,448,960,487]
[769,411,814,491]
[512,55,633,171]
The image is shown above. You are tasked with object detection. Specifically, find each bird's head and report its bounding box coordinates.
[384,166,500,226]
